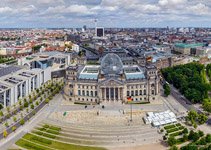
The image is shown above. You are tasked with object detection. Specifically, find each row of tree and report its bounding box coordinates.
[161,62,211,103]
[186,110,208,128]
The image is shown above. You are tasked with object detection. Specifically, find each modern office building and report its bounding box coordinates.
[0,65,51,107]
[96,27,104,37]
[64,53,160,104]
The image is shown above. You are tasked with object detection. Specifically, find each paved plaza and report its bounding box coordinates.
[0,93,189,149]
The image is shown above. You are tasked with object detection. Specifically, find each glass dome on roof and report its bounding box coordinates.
[101,53,123,75]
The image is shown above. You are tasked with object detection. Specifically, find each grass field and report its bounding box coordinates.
[16,133,107,150]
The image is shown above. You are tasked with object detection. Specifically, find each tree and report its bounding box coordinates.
[193,123,197,129]
[20,118,25,125]
[3,130,8,138]
[163,83,171,96]
[12,126,16,132]
[170,145,178,150]
[198,113,208,124]
[30,104,34,109]
[6,107,10,113]
[0,104,3,110]
[20,105,23,111]
[188,130,195,140]
[205,134,211,143]
[167,136,177,146]
[45,98,49,103]
[198,130,204,137]
[183,128,188,134]
[36,101,39,106]
[0,110,3,117]
[192,132,200,142]
[202,99,211,112]
[182,134,188,142]
[187,110,198,121]
[24,101,29,108]
[13,116,17,122]
[4,122,9,127]
[161,63,209,103]
[29,98,33,104]
[18,100,22,106]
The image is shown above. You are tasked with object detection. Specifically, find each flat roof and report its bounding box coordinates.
[175,43,204,48]
[124,66,145,80]
[0,65,22,77]
[78,66,99,80]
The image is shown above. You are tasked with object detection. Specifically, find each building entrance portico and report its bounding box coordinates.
[100,86,123,101]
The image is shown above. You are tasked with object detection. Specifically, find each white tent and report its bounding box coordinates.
[144,110,177,127]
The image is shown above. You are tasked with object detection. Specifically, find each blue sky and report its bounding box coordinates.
[0,0,210,28]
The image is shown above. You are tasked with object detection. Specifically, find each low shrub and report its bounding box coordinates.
[164,124,176,130]
[169,131,183,137]
[176,123,181,126]
[167,128,179,134]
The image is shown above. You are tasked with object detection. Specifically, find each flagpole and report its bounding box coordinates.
[130,102,132,122]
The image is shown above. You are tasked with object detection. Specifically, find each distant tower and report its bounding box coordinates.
[94,19,98,28]
[83,25,87,31]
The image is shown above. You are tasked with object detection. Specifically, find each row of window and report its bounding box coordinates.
[127,84,155,89]
[78,90,98,97]
[127,85,146,89]
[149,71,156,75]
[78,85,97,89]
[127,90,155,96]
[127,90,146,96]
[78,98,98,102]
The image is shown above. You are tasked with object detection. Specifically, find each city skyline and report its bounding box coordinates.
[0,0,210,28]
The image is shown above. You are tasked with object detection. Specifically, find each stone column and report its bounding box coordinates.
[118,87,120,100]
[104,88,106,100]
[4,91,6,108]
[20,84,23,99]
[109,88,111,101]
[113,87,116,101]
[33,77,35,90]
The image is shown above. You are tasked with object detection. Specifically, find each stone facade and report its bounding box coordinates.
[64,53,160,104]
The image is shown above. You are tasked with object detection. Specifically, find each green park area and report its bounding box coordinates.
[0,57,15,64]
[15,124,106,150]
[161,123,211,150]
[161,62,211,112]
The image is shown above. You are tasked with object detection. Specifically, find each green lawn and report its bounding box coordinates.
[16,133,107,150]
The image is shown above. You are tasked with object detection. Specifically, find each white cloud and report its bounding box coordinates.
[0,7,14,14]
[44,4,94,15]
[187,3,210,15]
[158,0,187,7]
[21,5,37,13]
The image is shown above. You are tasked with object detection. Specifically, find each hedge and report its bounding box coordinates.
[164,124,176,130]
[176,123,181,126]
[169,131,183,137]
[31,136,52,145]
[167,127,180,134]
[32,131,56,139]
[46,129,60,135]
[49,126,61,131]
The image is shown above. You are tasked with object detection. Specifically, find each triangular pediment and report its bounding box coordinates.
[100,78,124,86]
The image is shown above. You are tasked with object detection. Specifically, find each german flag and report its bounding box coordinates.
[127,97,132,102]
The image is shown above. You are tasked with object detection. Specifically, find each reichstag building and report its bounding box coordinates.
[64,53,160,103]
